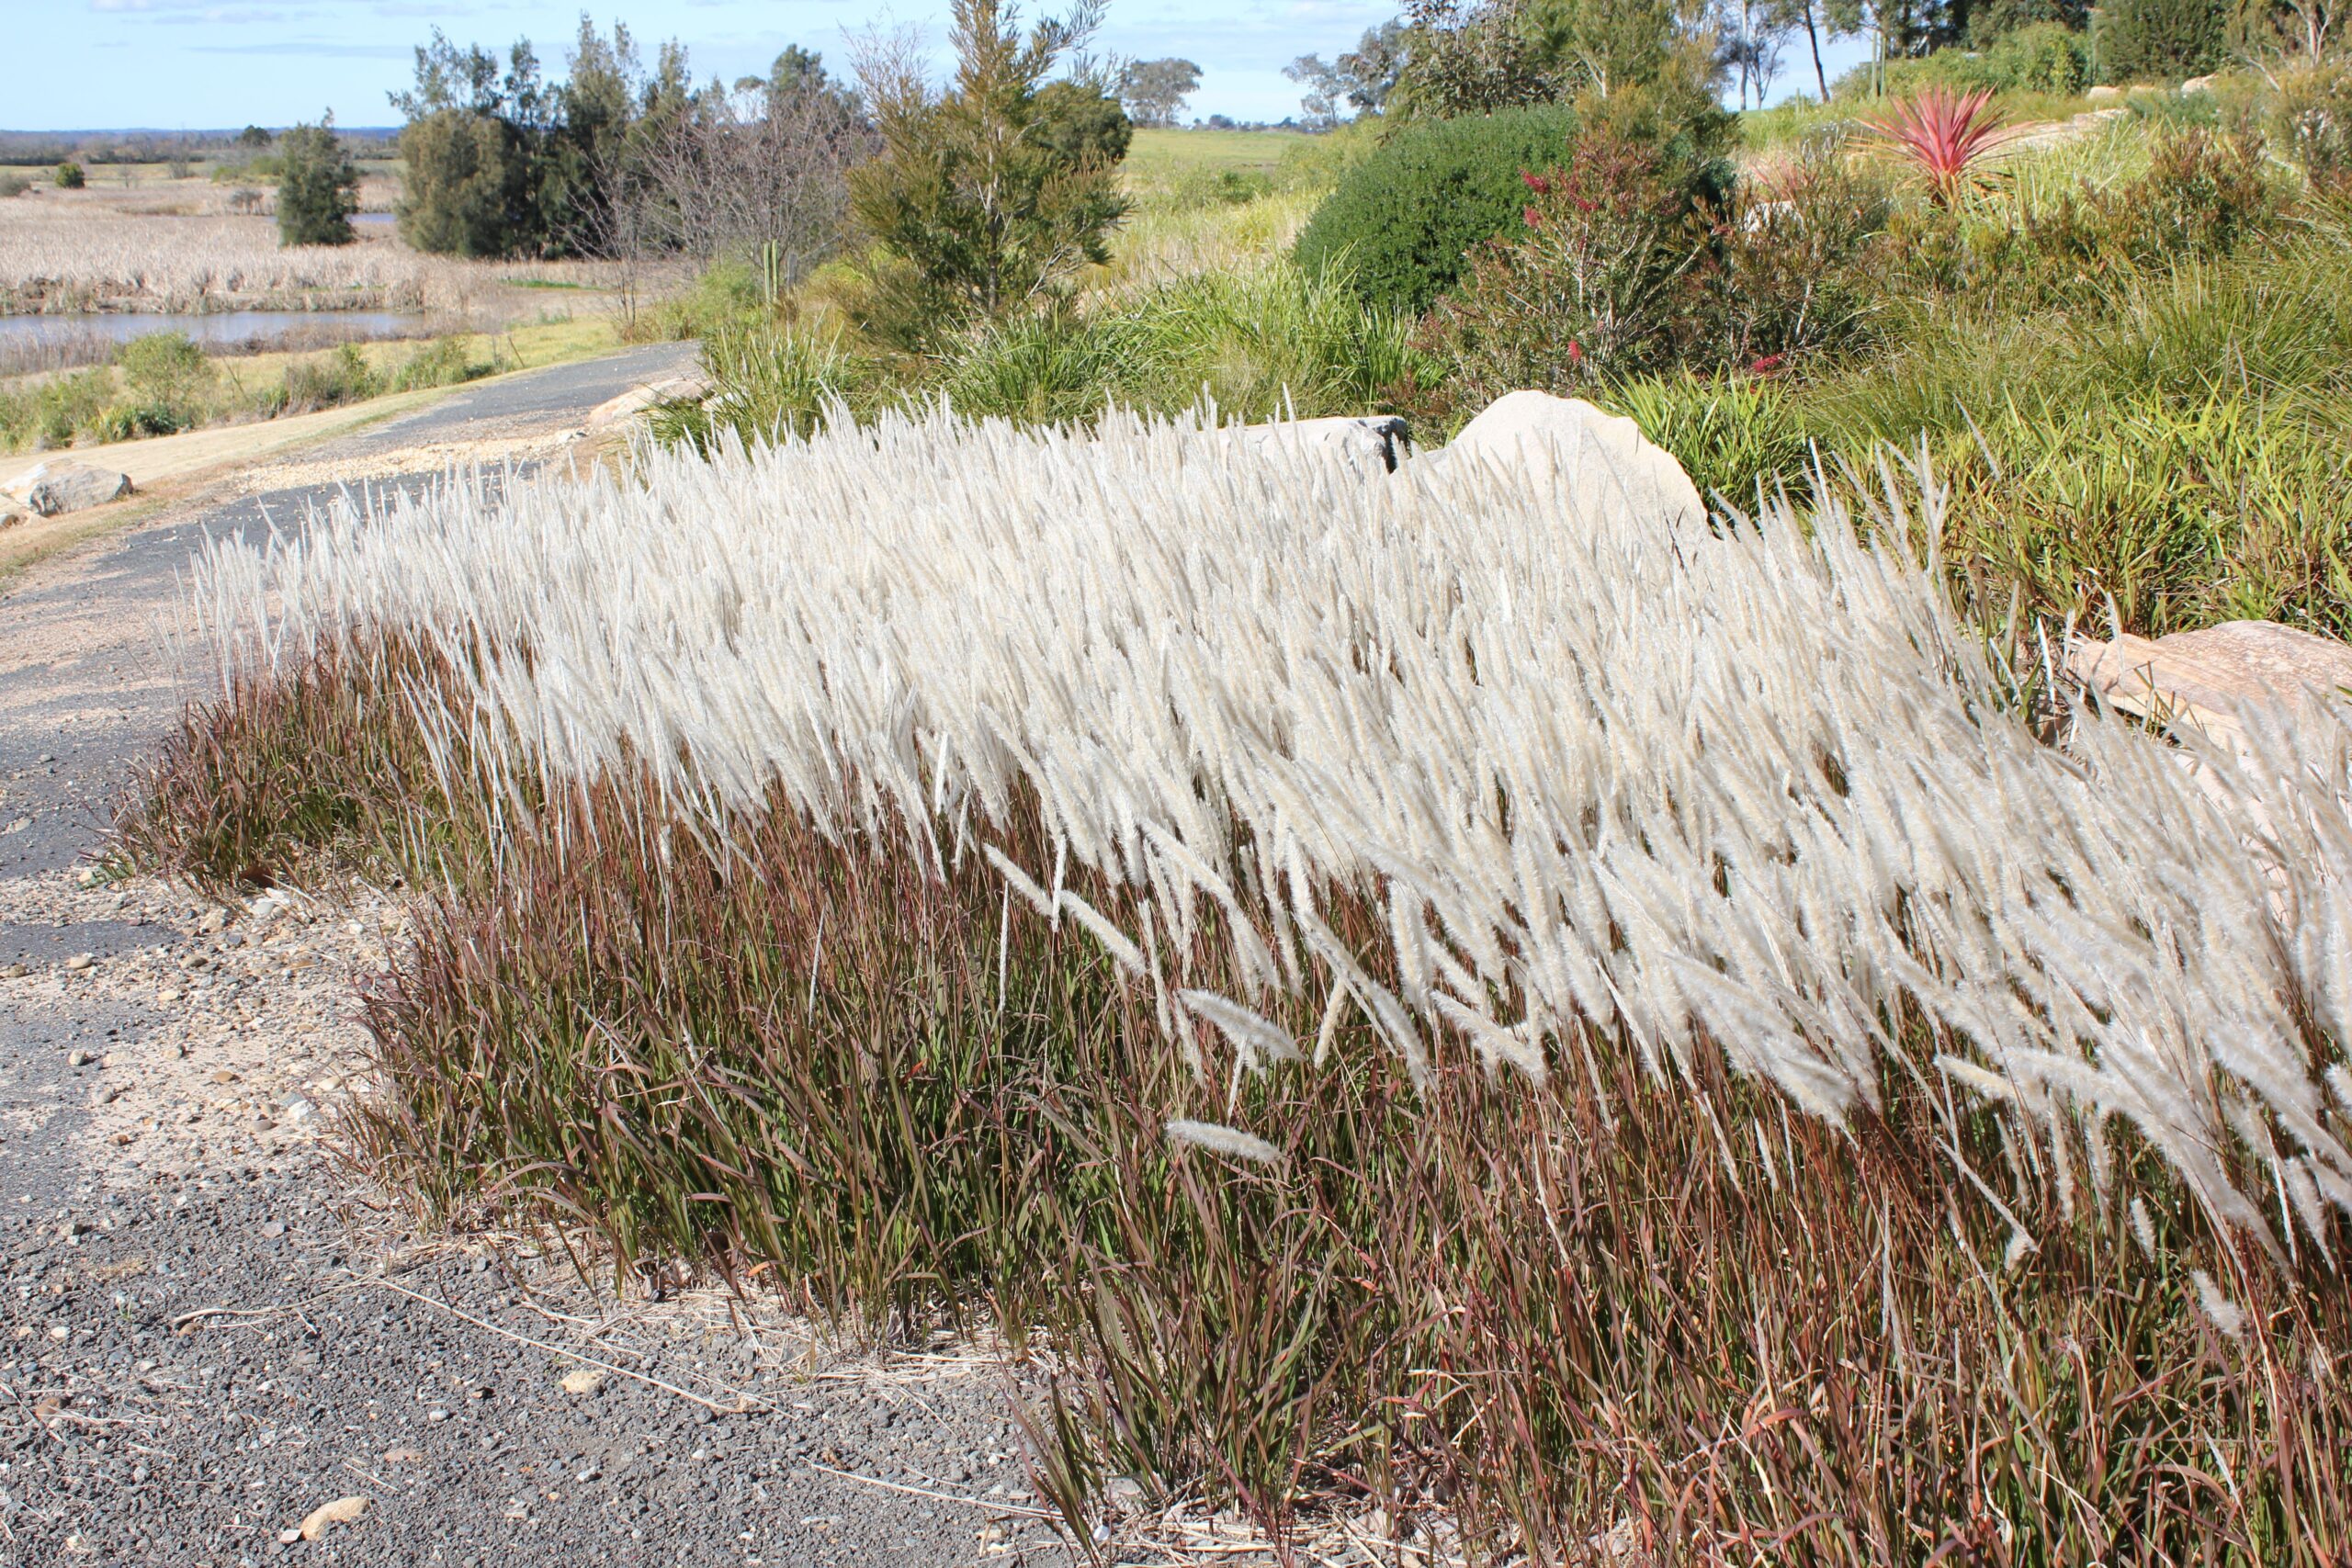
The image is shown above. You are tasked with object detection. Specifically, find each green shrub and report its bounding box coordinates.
[0,368,119,452]
[279,344,380,412]
[2256,60,2352,191]
[0,174,28,199]
[54,162,85,189]
[95,402,191,442]
[276,118,360,247]
[1968,0,2091,43]
[114,331,216,414]
[2097,0,2227,83]
[1295,104,1580,316]
[1403,134,1712,421]
[1986,22,2092,94]
[388,336,496,392]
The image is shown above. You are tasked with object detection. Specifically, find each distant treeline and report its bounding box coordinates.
[0,128,398,165]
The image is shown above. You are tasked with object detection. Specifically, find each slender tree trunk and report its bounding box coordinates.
[1804,0,1828,100]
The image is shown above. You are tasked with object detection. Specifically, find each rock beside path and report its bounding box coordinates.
[2068,620,2352,751]
[1414,389,1704,525]
[583,373,713,431]
[5,458,134,517]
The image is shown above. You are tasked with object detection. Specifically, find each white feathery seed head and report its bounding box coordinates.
[185,402,2352,1261]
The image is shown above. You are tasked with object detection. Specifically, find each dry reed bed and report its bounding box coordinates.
[0,204,619,314]
[187,408,2352,1270]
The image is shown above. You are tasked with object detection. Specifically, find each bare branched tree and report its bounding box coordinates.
[631,80,877,288]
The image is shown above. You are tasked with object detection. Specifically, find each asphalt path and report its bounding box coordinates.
[0,344,1066,1566]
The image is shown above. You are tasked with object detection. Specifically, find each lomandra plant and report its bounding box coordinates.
[136,404,2352,1555]
[1860,85,2016,208]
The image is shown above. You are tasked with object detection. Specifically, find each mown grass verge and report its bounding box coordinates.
[120,633,2352,1562]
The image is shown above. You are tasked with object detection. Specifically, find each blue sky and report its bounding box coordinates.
[9,0,1868,131]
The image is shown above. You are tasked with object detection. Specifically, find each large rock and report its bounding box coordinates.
[2180,73,2217,95]
[1223,414,1411,475]
[583,373,712,431]
[2068,620,2352,752]
[1412,389,1703,525]
[4,460,132,517]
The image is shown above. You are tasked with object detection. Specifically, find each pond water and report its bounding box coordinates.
[0,309,426,354]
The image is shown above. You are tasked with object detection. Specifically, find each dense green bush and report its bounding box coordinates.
[279,344,381,412]
[388,337,496,392]
[53,162,84,189]
[114,331,216,422]
[1988,22,2093,93]
[2021,128,2283,288]
[1294,104,1580,315]
[2097,0,2227,83]
[0,368,112,452]
[1968,0,2091,42]
[276,119,360,247]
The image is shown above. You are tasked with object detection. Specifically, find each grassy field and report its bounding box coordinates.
[1123,127,1312,184]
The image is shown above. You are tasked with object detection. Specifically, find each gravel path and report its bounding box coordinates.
[0,345,1078,1567]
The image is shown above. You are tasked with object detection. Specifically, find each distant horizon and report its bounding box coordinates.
[9,1,1865,136]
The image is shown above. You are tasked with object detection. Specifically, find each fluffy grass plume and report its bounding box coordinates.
[185,403,2352,1265]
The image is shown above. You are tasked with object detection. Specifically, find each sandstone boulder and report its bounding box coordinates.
[2086,85,2124,101]
[2068,620,2352,752]
[1224,414,1411,475]
[2181,73,2217,95]
[583,373,713,431]
[1412,389,1703,525]
[4,459,133,517]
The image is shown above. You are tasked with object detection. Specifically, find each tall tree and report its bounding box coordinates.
[1284,20,1410,126]
[849,0,1130,345]
[1120,58,1203,126]
[275,117,359,246]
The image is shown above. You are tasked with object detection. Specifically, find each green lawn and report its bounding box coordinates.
[1125,127,1311,182]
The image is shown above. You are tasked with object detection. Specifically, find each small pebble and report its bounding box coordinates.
[68,1050,93,1067]
[64,953,94,972]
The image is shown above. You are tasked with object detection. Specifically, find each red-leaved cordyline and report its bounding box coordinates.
[1859,85,2015,207]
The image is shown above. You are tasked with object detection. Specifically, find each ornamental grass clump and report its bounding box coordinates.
[132,405,2352,1555]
